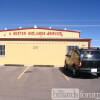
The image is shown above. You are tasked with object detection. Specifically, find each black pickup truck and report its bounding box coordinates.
[64,48,100,77]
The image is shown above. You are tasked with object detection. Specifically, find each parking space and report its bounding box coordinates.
[0,66,100,100]
[60,67,100,92]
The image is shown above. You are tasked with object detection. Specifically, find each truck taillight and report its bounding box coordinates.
[78,61,82,66]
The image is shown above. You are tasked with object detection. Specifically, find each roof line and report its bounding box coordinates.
[0,38,91,41]
[0,26,81,33]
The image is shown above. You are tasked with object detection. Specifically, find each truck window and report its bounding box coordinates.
[81,50,100,60]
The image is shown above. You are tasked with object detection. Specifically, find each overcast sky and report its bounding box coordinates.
[0,0,100,46]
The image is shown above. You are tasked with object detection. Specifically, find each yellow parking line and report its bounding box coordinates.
[17,66,31,79]
[63,74,70,82]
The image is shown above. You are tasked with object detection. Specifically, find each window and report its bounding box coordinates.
[67,46,79,54]
[81,50,100,60]
[0,45,5,56]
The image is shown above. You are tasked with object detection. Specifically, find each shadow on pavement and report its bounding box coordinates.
[59,67,98,79]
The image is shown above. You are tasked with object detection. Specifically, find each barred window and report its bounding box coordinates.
[0,45,5,56]
[67,46,79,54]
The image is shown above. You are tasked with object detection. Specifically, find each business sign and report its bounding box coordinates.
[9,31,63,36]
[0,29,79,38]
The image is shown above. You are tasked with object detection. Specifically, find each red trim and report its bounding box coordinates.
[0,27,80,33]
[79,32,80,37]
[0,38,91,41]
[0,38,91,48]
[88,39,91,48]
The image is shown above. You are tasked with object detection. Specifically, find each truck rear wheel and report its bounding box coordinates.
[97,73,100,77]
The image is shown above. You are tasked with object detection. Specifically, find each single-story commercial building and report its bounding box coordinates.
[0,26,91,66]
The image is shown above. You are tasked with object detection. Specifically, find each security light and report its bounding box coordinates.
[5,28,7,30]
[64,28,67,30]
[34,25,37,28]
[49,26,52,29]
[19,26,22,29]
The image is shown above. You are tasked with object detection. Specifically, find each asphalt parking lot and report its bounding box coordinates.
[0,66,100,100]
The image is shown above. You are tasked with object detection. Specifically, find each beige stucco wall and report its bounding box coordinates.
[0,41,88,66]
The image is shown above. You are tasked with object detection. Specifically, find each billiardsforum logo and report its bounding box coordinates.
[51,88,100,100]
